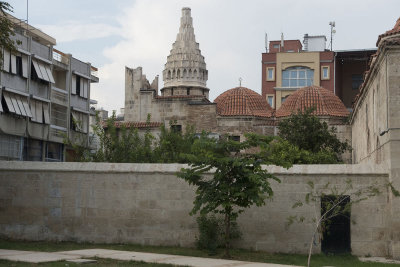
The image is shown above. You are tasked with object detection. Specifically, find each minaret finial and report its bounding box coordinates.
[239,77,243,87]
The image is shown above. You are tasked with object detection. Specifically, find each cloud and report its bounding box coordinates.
[38,22,121,43]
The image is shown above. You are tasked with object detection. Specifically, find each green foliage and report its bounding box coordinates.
[277,108,351,163]
[178,133,280,257]
[91,113,155,163]
[0,2,21,65]
[258,137,339,166]
[196,214,241,255]
[153,122,197,163]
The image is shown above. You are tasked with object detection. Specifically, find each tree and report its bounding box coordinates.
[178,133,281,258]
[153,122,197,163]
[287,179,399,267]
[278,108,350,163]
[91,113,155,163]
[0,2,20,65]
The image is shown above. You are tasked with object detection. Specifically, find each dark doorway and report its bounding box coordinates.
[321,195,351,253]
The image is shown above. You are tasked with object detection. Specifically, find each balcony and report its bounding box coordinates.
[51,86,68,106]
[90,66,99,83]
[52,49,69,69]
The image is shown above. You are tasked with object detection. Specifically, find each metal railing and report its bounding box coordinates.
[53,49,69,65]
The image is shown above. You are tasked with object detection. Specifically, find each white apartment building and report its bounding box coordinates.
[0,14,99,161]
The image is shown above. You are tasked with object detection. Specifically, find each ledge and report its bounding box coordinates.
[0,161,389,175]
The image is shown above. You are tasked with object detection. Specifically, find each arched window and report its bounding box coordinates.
[183,69,187,78]
[168,70,171,79]
[189,69,192,78]
[177,69,181,79]
[282,66,314,87]
[194,69,197,78]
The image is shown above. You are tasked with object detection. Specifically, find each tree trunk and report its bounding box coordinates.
[224,211,231,258]
[307,232,315,267]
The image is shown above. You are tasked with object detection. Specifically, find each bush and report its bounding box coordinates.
[196,214,241,255]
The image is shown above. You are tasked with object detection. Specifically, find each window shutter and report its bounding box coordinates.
[43,102,50,124]
[22,56,28,78]
[39,62,49,82]
[36,101,43,123]
[30,100,37,122]
[45,65,55,83]
[16,96,27,116]
[71,75,76,95]
[21,97,32,118]
[32,60,44,80]
[80,78,84,97]
[10,54,17,74]
[83,80,88,98]
[3,50,10,72]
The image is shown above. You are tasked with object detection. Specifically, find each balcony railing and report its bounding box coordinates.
[91,66,98,78]
[53,49,69,65]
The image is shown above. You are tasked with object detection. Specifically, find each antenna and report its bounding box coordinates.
[26,0,28,25]
[239,77,242,87]
[329,21,336,51]
[265,33,268,53]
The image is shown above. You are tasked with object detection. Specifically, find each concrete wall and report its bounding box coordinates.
[0,162,389,256]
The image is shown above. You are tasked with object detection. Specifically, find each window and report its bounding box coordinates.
[51,104,68,128]
[281,95,289,104]
[71,74,88,98]
[273,44,280,49]
[23,139,43,161]
[1,91,32,118]
[228,135,240,142]
[2,50,28,78]
[0,133,23,160]
[30,99,50,124]
[267,96,274,108]
[266,67,275,81]
[31,59,55,83]
[171,125,182,133]
[71,111,88,133]
[321,66,330,80]
[282,66,314,87]
[46,142,63,162]
[352,74,363,90]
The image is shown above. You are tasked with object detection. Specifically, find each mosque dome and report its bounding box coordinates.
[276,85,349,118]
[214,87,273,118]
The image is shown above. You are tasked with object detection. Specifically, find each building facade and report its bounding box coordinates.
[262,35,375,110]
[0,14,99,161]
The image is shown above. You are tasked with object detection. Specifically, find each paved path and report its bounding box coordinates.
[0,248,302,266]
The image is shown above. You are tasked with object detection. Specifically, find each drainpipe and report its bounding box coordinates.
[333,52,336,96]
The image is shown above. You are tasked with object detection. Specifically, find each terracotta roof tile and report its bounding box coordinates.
[214,87,273,118]
[276,85,349,118]
[377,17,400,46]
[103,121,163,129]
[156,95,207,99]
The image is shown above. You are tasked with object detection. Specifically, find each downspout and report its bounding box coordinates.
[333,52,336,95]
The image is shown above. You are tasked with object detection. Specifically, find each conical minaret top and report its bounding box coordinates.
[162,7,209,98]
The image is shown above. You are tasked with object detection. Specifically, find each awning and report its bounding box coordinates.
[32,59,55,83]
[2,91,32,118]
[30,99,50,124]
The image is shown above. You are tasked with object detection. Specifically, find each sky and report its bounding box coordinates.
[6,0,400,113]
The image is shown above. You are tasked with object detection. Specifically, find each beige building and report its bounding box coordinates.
[0,13,99,161]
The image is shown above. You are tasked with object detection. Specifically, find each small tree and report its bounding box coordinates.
[278,108,350,162]
[153,122,197,163]
[287,179,399,267]
[0,2,20,65]
[178,133,281,258]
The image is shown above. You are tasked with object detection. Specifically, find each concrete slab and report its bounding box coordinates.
[0,252,80,263]
[0,249,34,256]
[66,258,98,264]
[98,251,183,262]
[58,249,126,257]
[359,256,400,264]
[157,256,243,267]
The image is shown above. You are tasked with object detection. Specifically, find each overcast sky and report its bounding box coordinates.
[7,0,400,113]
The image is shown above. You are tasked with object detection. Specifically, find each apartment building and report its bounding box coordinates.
[262,35,375,110]
[0,14,99,161]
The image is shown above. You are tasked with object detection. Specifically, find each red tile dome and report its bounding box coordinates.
[214,87,273,118]
[276,85,349,118]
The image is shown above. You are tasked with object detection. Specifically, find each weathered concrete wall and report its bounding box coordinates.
[0,162,389,256]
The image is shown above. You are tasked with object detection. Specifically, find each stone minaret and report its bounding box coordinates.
[161,7,209,98]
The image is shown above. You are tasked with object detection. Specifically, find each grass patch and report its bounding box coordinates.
[0,239,399,267]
